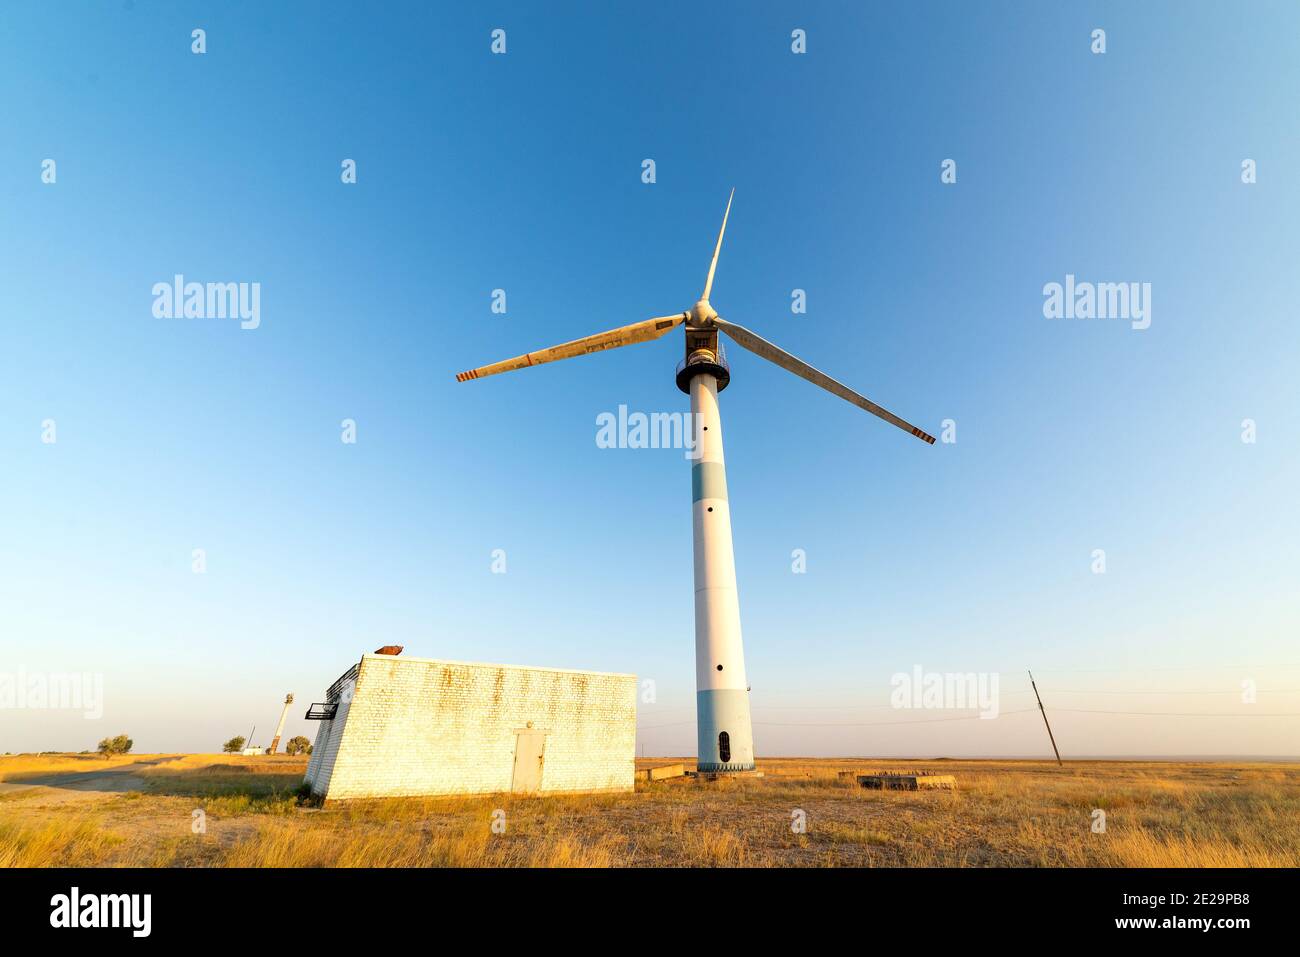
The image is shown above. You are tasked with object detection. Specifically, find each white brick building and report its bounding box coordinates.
[303,651,637,801]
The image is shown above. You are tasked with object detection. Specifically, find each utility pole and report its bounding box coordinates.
[1028,671,1062,766]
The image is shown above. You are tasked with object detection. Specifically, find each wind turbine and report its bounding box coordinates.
[455,191,935,774]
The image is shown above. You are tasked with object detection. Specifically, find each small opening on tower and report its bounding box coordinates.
[716,664,723,671]
[707,507,714,512]
[718,731,731,763]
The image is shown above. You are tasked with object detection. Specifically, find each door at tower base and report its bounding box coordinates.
[696,688,756,772]
[303,653,636,801]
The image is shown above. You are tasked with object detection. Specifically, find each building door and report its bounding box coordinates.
[511,730,547,793]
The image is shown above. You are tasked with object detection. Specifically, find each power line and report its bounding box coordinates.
[637,688,1299,722]
[639,711,1034,731]
[751,709,1037,728]
[1054,708,1300,718]
[1029,664,1300,674]
[744,689,1300,706]
[749,666,1300,697]
[1045,689,1300,695]
[638,706,1300,731]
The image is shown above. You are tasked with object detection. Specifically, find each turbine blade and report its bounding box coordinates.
[455,313,687,382]
[712,316,936,444]
[701,188,735,301]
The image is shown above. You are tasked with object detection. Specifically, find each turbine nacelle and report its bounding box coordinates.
[691,299,718,326]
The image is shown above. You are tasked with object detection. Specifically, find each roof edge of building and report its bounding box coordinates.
[359,653,637,680]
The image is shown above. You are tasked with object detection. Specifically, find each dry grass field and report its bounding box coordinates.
[1,753,1296,867]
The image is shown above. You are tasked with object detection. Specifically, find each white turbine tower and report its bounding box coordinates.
[456,191,935,774]
[268,693,294,755]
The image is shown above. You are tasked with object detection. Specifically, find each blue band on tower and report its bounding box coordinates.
[692,462,728,503]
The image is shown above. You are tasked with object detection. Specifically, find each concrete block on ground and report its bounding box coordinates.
[857,771,956,790]
[635,762,685,781]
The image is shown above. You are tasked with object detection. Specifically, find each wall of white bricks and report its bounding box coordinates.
[303,675,355,793]
[306,654,636,801]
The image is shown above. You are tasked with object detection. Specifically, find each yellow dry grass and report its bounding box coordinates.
[0,818,124,867]
[0,752,148,782]
[0,754,1295,868]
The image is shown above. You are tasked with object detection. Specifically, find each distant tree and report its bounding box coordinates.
[222,736,246,754]
[97,734,133,759]
[284,736,312,756]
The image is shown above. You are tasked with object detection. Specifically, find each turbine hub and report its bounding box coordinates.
[691,299,718,325]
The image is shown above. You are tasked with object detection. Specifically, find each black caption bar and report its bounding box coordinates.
[0,867,1286,943]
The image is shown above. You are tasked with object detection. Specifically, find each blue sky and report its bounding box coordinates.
[2,2,1297,757]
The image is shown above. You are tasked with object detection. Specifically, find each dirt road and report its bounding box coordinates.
[0,757,182,804]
